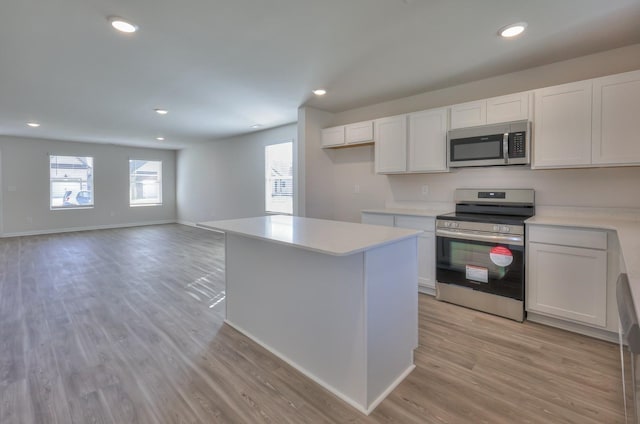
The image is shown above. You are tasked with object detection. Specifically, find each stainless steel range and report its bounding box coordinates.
[435,188,535,322]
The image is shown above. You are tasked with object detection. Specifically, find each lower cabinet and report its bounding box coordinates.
[526,224,618,339]
[362,213,436,295]
[528,242,607,327]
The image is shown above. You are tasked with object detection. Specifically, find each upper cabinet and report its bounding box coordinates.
[321,120,374,148]
[532,70,640,169]
[345,121,374,145]
[321,126,345,148]
[592,70,640,165]
[486,92,532,124]
[533,81,593,168]
[450,92,531,129]
[450,100,486,129]
[375,107,449,174]
[408,108,448,172]
[375,115,407,173]
[323,69,640,170]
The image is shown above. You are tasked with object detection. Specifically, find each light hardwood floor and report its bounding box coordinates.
[0,224,626,423]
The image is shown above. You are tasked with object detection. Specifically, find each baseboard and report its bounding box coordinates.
[526,312,618,343]
[1,219,178,238]
[177,220,197,227]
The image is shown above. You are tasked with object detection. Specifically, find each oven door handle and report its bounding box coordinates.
[436,229,524,246]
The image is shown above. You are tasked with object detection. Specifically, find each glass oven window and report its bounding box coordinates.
[437,236,524,300]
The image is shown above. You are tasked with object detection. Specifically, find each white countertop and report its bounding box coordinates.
[526,210,640,324]
[197,215,421,256]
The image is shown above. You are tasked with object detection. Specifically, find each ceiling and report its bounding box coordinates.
[1,0,640,149]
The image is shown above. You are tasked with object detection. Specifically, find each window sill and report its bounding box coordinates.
[50,206,94,211]
[130,203,163,208]
[265,211,292,216]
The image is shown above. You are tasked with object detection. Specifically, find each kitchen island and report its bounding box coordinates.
[197,215,421,414]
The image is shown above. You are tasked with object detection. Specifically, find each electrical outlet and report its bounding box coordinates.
[421,185,429,196]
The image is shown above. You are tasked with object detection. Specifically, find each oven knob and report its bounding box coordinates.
[501,226,511,233]
[451,222,459,229]
[493,225,500,232]
[444,221,451,228]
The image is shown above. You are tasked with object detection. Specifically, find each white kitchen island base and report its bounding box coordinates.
[199,216,419,414]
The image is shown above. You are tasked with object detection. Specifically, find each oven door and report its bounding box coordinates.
[436,230,524,300]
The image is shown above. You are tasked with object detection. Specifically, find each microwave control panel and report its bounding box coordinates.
[508,132,526,158]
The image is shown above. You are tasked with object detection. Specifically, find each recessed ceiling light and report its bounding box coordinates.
[250,124,262,129]
[156,137,165,141]
[108,16,138,33]
[499,22,527,38]
[313,89,327,96]
[27,122,40,127]
[154,108,168,115]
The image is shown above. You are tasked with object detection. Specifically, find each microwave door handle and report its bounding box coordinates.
[503,133,509,164]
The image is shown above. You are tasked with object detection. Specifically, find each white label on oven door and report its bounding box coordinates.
[466,265,488,283]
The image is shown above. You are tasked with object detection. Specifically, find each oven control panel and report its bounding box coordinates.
[436,220,524,236]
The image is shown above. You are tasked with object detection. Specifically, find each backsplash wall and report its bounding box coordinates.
[327,144,640,223]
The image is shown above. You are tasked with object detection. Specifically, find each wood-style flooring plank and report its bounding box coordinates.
[0,224,627,423]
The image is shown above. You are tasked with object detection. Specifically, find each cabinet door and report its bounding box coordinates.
[361,213,394,227]
[527,242,607,327]
[321,126,345,147]
[450,100,486,129]
[592,70,640,165]
[374,115,407,173]
[533,81,592,168]
[486,92,531,124]
[408,108,448,172]
[418,231,436,292]
[345,121,374,145]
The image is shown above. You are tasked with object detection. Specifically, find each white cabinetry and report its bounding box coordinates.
[592,70,640,165]
[408,108,448,172]
[532,81,592,168]
[450,92,531,129]
[361,212,436,294]
[321,126,345,148]
[374,115,408,173]
[375,108,449,174]
[450,100,486,129]
[345,121,374,145]
[321,121,374,148]
[527,225,609,329]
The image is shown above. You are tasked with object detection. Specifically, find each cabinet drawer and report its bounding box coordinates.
[528,225,607,250]
[394,216,435,231]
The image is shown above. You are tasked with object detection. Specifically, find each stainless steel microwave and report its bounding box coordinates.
[447,120,530,168]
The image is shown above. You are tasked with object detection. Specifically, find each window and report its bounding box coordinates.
[265,142,293,214]
[50,155,94,209]
[130,160,162,206]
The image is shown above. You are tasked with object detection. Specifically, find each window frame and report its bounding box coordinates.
[49,154,95,210]
[129,159,163,207]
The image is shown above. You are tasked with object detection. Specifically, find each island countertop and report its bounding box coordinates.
[197,215,421,257]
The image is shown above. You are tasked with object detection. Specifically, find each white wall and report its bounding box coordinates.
[302,43,640,223]
[176,124,297,225]
[0,135,177,236]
